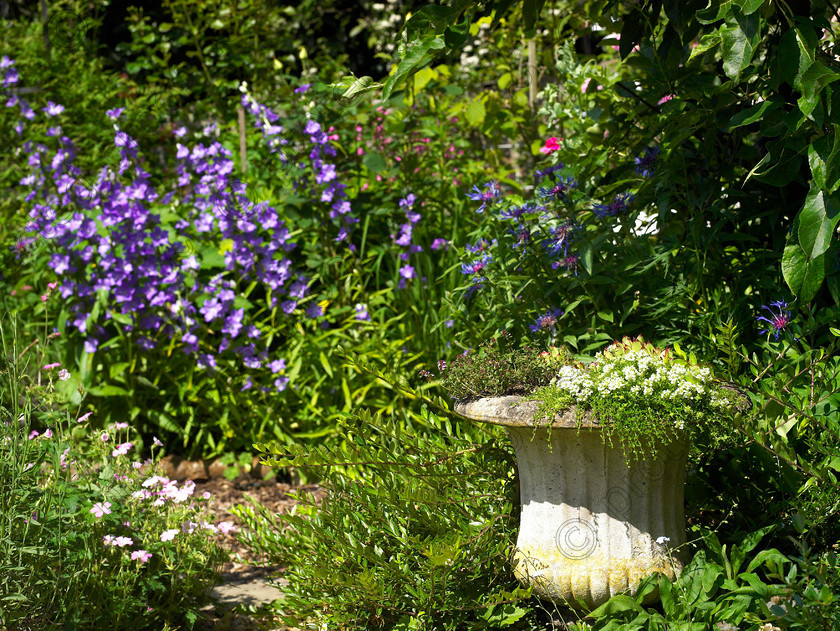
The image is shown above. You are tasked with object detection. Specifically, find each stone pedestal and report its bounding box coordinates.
[455,395,688,610]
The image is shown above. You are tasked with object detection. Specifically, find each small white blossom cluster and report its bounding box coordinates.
[550,348,727,429]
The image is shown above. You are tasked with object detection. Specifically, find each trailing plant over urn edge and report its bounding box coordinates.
[435,336,749,462]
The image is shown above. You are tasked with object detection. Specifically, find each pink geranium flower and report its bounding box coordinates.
[131,550,152,562]
[90,501,112,519]
[539,137,562,155]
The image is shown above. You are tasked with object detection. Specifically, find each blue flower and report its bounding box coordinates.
[542,222,576,257]
[535,163,565,181]
[466,181,501,212]
[635,147,660,177]
[500,203,544,221]
[756,301,792,340]
[529,309,563,333]
[593,193,634,218]
[460,254,493,276]
[537,177,577,200]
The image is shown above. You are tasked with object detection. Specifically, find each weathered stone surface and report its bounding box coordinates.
[454,395,688,610]
[454,395,600,428]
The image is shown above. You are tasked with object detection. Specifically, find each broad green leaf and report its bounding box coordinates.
[797,62,840,117]
[797,185,840,260]
[727,99,780,130]
[688,31,722,61]
[782,242,825,302]
[587,594,644,617]
[697,0,734,24]
[778,25,817,89]
[413,66,438,92]
[522,0,547,35]
[382,35,445,100]
[808,126,840,193]
[363,152,387,173]
[86,385,129,397]
[736,0,766,14]
[720,12,761,82]
[464,97,486,127]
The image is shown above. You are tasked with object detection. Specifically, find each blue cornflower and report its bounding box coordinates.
[509,225,531,251]
[537,177,577,200]
[593,193,634,218]
[543,222,576,257]
[635,147,660,177]
[500,203,544,221]
[466,181,501,212]
[756,301,792,340]
[460,254,493,276]
[465,238,496,254]
[529,309,563,333]
[535,163,565,181]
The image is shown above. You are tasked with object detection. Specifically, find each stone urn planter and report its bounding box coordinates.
[454,395,689,610]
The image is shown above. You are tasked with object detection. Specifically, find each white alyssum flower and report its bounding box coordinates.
[549,347,728,430]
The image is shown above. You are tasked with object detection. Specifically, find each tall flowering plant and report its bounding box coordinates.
[450,134,646,349]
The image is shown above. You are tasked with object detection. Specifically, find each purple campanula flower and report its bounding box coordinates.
[355,303,370,321]
[42,102,65,117]
[274,376,289,391]
[0,56,13,69]
[305,303,323,318]
[294,84,311,94]
[756,301,792,340]
[269,359,286,374]
[466,181,501,212]
[4,67,19,87]
[399,265,415,279]
[431,238,448,251]
[281,300,297,314]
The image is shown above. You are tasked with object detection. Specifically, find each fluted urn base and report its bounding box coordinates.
[455,396,688,610]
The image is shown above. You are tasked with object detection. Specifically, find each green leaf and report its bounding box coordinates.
[736,0,765,14]
[464,98,486,127]
[720,12,761,82]
[797,185,840,260]
[697,0,734,24]
[688,31,722,61]
[808,126,840,193]
[382,35,445,100]
[87,385,129,397]
[109,362,131,380]
[727,99,780,131]
[782,242,825,303]
[797,62,840,117]
[522,0,547,36]
[587,594,644,617]
[778,25,817,89]
[363,152,387,173]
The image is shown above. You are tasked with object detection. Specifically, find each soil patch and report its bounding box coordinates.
[187,472,323,630]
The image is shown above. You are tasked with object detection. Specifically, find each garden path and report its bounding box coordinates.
[185,472,323,630]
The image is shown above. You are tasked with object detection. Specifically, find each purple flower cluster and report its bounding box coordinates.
[6,58,310,393]
[240,90,356,244]
[392,193,423,288]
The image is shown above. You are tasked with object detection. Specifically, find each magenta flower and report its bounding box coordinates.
[539,136,562,154]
